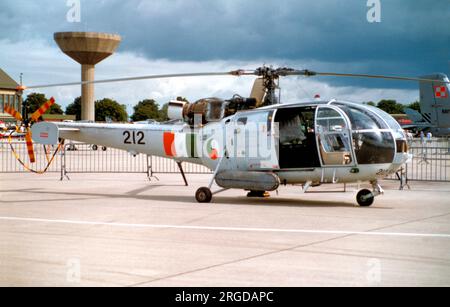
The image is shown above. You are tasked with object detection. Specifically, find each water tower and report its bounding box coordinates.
[54,32,121,121]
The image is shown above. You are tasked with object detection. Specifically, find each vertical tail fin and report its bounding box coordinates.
[419,73,450,129]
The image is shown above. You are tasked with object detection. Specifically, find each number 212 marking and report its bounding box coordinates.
[123,131,146,145]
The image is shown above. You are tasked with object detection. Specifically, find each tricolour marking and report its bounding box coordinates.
[0,216,449,239]
[163,132,176,157]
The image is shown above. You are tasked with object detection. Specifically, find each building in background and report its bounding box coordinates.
[0,68,22,123]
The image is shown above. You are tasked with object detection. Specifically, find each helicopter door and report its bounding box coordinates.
[275,106,321,169]
[315,106,355,167]
[230,111,279,170]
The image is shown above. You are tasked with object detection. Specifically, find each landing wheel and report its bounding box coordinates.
[357,189,374,207]
[102,146,107,151]
[92,144,98,151]
[247,190,270,198]
[196,187,212,203]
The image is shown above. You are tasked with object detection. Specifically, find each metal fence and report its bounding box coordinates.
[62,143,150,175]
[405,143,450,182]
[150,156,210,174]
[1,138,449,183]
[0,140,211,178]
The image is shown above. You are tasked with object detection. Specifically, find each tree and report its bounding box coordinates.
[95,98,128,122]
[407,101,421,112]
[66,97,128,122]
[131,99,161,121]
[24,92,64,117]
[65,97,82,120]
[377,99,405,114]
[365,101,376,107]
[49,103,64,115]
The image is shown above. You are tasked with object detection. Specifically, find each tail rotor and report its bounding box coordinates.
[4,97,55,163]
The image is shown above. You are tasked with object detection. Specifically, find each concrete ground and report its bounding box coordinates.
[1,172,450,287]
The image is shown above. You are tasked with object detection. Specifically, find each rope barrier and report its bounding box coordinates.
[7,131,61,174]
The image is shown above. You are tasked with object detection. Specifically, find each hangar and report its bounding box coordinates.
[0,68,22,123]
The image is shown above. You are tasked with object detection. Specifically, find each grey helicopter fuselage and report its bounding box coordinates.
[34,99,410,186]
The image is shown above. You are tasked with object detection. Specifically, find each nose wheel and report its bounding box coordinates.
[356,180,384,207]
[356,189,374,207]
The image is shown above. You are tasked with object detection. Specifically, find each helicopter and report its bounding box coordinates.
[6,66,449,206]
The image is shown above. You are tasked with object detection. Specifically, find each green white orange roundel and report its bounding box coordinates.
[206,139,219,160]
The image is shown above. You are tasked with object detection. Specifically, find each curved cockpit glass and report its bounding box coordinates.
[365,105,406,140]
[330,102,396,165]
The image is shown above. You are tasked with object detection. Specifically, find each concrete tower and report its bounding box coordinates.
[54,32,121,121]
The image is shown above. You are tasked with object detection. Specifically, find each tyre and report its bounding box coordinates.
[357,189,374,207]
[102,146,107,151]
[247,190,270,198]
[195,187,212,203]
[92,144,98,151]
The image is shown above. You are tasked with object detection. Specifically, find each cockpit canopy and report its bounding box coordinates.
[274,100,405,166]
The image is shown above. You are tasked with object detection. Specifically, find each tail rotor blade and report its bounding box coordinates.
[30,97,55,122]
[25,129,36,163]
[4,104,23,121]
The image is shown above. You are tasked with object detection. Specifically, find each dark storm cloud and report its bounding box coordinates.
[1,0,449,88]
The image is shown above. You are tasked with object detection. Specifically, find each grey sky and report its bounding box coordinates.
[0,0,449,109]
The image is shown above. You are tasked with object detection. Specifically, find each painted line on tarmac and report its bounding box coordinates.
[1,216,450,239]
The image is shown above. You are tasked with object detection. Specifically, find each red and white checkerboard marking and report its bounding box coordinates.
[434,86,448,98]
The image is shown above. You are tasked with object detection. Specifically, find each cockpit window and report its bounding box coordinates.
[329,102,397,165]
[365,105,405,139]
[352,131,395,164]
[335,104,388,130]
[316,107,353,165]
[316,108,347,132]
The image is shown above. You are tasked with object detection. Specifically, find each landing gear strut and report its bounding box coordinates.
[356,180,384,207]
[195,148,228,203]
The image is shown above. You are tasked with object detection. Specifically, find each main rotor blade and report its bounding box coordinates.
[313,72,450,83]
[284,70,450,83]
[230,68,450,84]
[22,66,450,90]
[24,72,241,89]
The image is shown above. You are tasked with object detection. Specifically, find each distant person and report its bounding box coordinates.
[404,130,413,140]
[420,131,425,144]
[407,131,414,140]
[426,132,432,141]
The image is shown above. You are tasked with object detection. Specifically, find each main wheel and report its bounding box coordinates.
[92,144,98,151]
[247,191,270,198]
[357,189,374,207]
[196,187,212,203]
